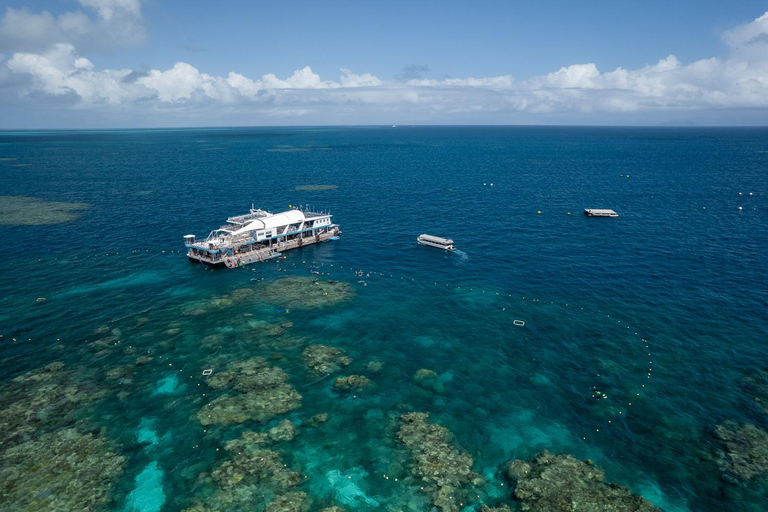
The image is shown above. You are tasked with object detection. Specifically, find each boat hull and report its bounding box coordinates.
[188,256,226,268]
[417,240,456,250]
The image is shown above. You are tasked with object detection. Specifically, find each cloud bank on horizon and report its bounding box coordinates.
[1,1,767,127]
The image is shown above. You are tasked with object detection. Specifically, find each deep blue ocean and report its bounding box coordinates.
[0,126,766,511]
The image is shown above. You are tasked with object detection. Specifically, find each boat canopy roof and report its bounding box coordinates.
[419,234,454,244]
[232,209,306,235]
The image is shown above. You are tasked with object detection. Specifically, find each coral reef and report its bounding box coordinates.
[261,276,353,309]
[269,419,298,442]
[414,368,438,381]
[197,358,301,426]
[366,360,384,373]
[265,491,308,511]
[744,368,768,414]
[397,412,480,512]
[184,430,306,512]
[713,421,768,483]
[0,428,125,510]
[106,364,134,382]
[136,355,154,366]
[302,345,352,374]
[333,375,373,392]
[294,184,339,191]
[307,413,329,427]
[225,431,271,451]
[181,287,256,316]
[505,451,660,511]
[0,362,108,448]
[0,195,90,225]
[413,368,444,393]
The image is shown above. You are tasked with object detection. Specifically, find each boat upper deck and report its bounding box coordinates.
[188,206,336,251]
[418,234,454,245]
[226,208,271,226]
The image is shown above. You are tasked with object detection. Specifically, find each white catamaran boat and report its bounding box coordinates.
[185,206,340,268]
[417,234,456,251]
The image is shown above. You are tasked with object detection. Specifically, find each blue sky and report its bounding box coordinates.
[138,1,763,78]
[1,0,767,127]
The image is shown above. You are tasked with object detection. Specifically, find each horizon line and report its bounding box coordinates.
[2,124,768,133]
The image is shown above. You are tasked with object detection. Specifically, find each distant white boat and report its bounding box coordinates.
[584,209,619,218]
[417,234,456,251]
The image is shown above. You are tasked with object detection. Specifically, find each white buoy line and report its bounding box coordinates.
[4,249,655,444]
[319,262,655,442]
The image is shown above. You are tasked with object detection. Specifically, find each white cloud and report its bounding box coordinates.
[340,69,382,87]
[408,75,513,88]
[78,0,142,22]
[723,11,768,48]
[1,11,767,126]
[138,62,206,102]
[6,43,138,104]
[0,0,144,53]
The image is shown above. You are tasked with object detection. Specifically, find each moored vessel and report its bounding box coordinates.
[185,206,340,268]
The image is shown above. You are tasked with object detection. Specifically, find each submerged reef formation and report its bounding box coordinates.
[505,451,660,512]
[261,276,353,309]
[184,429,306,512]
[294,184,339,191]
[302,344,352,374]
[413,368,445,393]
[0,195,90,225]
[713,421,768,483]
[397,412,481,512]
[268,419,298,442]
[182,287,257,316]
[0,428,125,511]
[744,368,768,414]
[366,360,384,373]
[267,145,311,153]
[0,362,108,448]
[197,358,301,426]
[414,368,438,381]
[333,375,373,392]
[0,362,124,510]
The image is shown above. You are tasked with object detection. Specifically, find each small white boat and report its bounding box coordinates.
[584,209,619,218]
[417,234,456,251]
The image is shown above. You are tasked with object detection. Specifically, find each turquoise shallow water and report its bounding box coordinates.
[0,126,767,511]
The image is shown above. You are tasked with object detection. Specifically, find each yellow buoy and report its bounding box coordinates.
[537,210,542,214]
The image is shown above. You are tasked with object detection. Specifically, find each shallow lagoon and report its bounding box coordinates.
[0,126,766,511]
